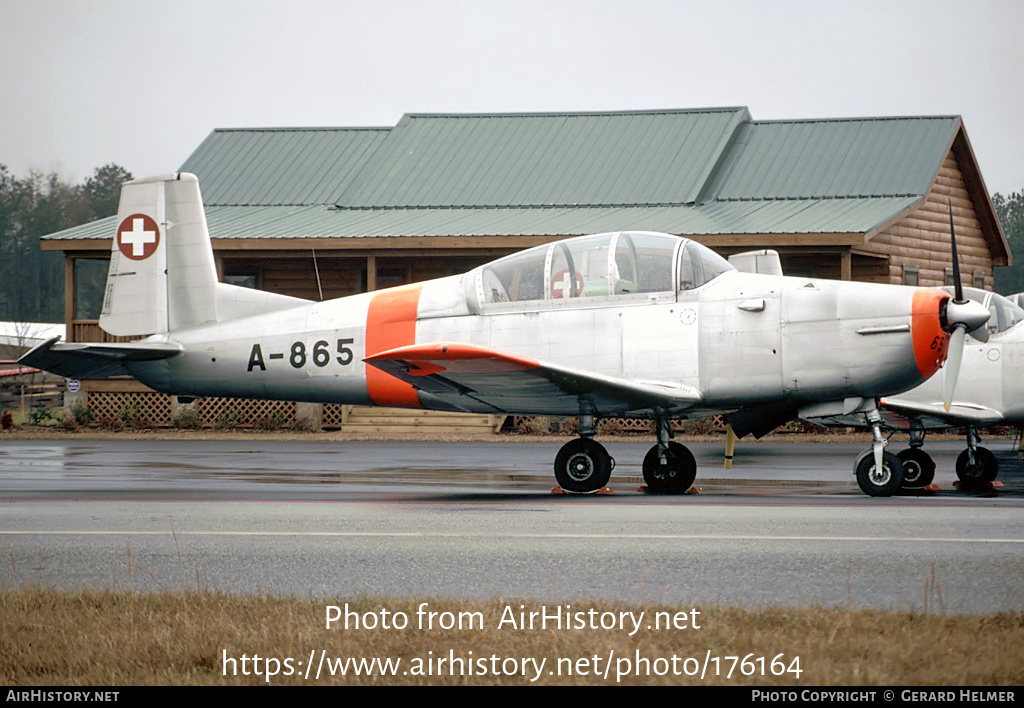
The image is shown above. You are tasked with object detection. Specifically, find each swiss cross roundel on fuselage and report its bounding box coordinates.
[116,214,161,260]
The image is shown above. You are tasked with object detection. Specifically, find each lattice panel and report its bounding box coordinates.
[322,404,346,429]
[86,391,173,427]
[197,397,297,427]
[511,415,726,434]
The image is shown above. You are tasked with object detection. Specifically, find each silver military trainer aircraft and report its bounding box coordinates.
[802,286,1024,490]
[21,173,990,496]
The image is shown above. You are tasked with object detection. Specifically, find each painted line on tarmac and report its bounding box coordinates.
[1,530,1023,544]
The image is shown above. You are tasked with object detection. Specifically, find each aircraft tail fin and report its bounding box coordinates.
[100,173,219,336]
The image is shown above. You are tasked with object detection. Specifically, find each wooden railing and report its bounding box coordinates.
[70,320,142,343]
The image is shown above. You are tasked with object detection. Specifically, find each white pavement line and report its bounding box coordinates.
[1,531,1022,543]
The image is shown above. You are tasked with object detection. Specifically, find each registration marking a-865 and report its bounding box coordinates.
[247,338,356,372]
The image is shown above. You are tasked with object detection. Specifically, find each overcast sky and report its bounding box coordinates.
[2,0,1022,195]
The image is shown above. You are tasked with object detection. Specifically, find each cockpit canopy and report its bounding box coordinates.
[942,286,1024,335]
[469,231,733,310]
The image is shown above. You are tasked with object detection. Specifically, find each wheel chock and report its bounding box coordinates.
[952,480,1003,490]
[551,486,615,495]
[924,484,940,492]
[638,486,701,494]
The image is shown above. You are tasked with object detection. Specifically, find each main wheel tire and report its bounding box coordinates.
[955,447,998,484]
[642,441,697,494]
[897,448,935,489]
[855,450,904,497]
[554,438,612,493]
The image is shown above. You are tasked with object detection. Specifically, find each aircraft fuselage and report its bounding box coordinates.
[130,269,947,419]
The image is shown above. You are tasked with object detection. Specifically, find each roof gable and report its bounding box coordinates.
[336,109,750,208]
[710,116,961,201]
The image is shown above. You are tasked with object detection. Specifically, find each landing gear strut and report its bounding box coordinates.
[855,403,904,496]
[642,415,697,494]
[956,428,998,485]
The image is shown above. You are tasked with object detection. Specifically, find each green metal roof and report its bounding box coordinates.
[337,109,750,208]
[45,108,971,243]
[43,197,920,243]
[711,116,960,200]
[178,127,391,206]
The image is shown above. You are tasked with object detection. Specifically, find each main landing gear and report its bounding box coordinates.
[552,414,698,494]
[895,429,936,490]
[854,405,905,497]
[553,437,613,493]
[886,427,998,493]
[954,428,998,485]
[642,416,697,494]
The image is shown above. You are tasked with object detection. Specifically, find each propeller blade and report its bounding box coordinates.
[942,326,966,411]
[948,199,964,303]
[937,199,989,410]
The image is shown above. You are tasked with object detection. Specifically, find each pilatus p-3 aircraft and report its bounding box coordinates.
[801,286,1023,492]
[21,173,989,496]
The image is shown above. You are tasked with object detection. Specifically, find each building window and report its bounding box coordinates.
[944,267,955,286]
[361,262,413,292]
[224,268,262,289]
[973,271,986,289]
[902,264,919,287]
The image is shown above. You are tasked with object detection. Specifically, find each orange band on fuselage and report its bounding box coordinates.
[911,288,951,380]
[365,283,423,407]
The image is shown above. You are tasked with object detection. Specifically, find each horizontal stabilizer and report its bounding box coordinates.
[18,336,182,380]
[365,342,701,416]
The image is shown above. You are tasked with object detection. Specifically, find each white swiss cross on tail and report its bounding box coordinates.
[117,214,160,260]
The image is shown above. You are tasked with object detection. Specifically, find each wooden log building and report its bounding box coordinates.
[41,108,1010,431]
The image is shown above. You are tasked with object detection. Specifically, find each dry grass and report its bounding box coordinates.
[2,587,1022,685]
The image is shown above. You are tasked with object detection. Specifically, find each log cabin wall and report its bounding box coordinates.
[222,254,364,301]
[221,251,499,302]
[870,149,993,289]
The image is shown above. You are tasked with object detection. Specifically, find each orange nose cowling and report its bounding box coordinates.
[911,288,951,380]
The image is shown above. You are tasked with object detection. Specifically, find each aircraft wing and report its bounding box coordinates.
[18,336,182,379]
[875,397,1005,429]
[364,342,702,416]
[803,396,1004,431]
